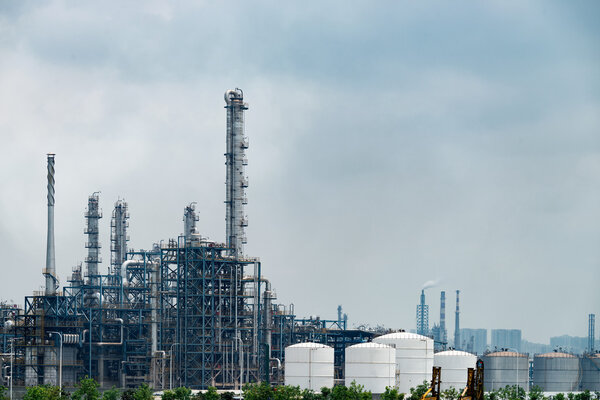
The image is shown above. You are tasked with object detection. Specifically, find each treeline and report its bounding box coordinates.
[1,378,600,400]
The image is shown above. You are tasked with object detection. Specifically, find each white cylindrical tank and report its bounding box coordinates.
[482,351,529,391]
[434,350,477,390]
[285,342,334,391]
[373,332,434,394]
[532,352,579,392]
[345,342,396,394]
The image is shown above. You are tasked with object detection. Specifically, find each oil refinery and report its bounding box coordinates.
[0,89,599,395]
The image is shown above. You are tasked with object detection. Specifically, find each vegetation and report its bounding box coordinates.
[23,385,68,400]
[72,377,100,400]
[19,376,600,400]
[0,386,8,400]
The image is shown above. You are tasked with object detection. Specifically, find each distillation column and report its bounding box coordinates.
[44,154,58,296]
[111,200,129,278]
[84,193,102,307]
[183,203,199,243]
[224,89,249,257]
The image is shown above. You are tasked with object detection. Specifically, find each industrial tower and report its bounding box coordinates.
[111,200,129,279]
[224,89,249,257]
[416,289,429,336]
[43,154,58,296]
[454,290,461,350]
[589,314,596,353]
[84,193,102,307]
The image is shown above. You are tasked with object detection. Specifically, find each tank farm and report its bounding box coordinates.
[1,89,599,394]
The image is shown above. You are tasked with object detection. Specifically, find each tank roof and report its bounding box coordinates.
[348,342,394,349]
[536,352,576,358]
[485,351,527,357]
[435,350,476,357]
[287,342,331,349]
[375,332,431,341]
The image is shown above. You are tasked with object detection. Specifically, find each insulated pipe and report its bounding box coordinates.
[96,318,124,346]
[45,154,57,296]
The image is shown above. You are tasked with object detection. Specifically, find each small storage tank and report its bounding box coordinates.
[533,352,579,392]
[581,354,600,391]
[482,351,529,391]
[285,342,334,391]
[373,332,434,394]
[434,350,477,390]
[345,342,396,394]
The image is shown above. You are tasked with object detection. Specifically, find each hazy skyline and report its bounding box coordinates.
[0,1,599,344]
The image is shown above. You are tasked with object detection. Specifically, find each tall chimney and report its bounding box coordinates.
[44,154,57,295]
[440,291,446,346]
[589,314,596,353]
[454,290,461,350]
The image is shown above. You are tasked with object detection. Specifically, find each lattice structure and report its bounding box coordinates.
[159,236,262,389]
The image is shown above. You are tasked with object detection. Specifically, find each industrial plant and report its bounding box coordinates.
[0,89,599,396]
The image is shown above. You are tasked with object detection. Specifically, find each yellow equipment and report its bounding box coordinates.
[459,359,484,400]
[420,366,441,400]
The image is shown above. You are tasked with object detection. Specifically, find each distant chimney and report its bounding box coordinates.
[454,290,460,350]
[589,314,596,353]
[440,291,447,345]
[44,154,58,296]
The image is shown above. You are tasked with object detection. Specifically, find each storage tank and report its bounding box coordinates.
[285,342,334,391]
[581,353,600,391]
[434,350,477,390]
[373,332,434,394]
[482,351,529,391]
[532,352,580,392]
[345,342,396,394]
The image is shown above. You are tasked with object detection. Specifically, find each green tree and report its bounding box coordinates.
[381,386,404,400]
[409,382,430,400]
[0,386,8,400]
[553,394,565,400]
[122,389,136,400]
[273,385,301,400]
[577,391,592,400]
[162,390,176,400]
[133,384,153,400]
[173,387,192,400]
[330,385,349,400]
[23,385,67,400]
[72,377,100,400]
[101,387,120,400]
[441,388,459,400]
[529,386,545,400]
[484,391,499,400]
[301,388,323,400]
[203,387,220,400]
[243,383,273,400]
[219,391,235,400]
[347,381,371,400]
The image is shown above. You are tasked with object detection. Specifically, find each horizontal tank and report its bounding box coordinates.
[373,332,434,394]
[434,350,477,390]
[482,351,529,392]
[581,354,600,391]
[533,352,579,392]
[345,342,396,394]
[285,342,334,391]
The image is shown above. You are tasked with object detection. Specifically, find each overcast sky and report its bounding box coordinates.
[1,1,599,344]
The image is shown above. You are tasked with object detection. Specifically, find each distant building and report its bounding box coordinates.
[550,335,588,354]
[521,340,551,355]
[491,329,522,352]
[460,328,487,355]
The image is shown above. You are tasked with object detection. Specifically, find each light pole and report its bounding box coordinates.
[48,332,63,389]
[169,343,180,390]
